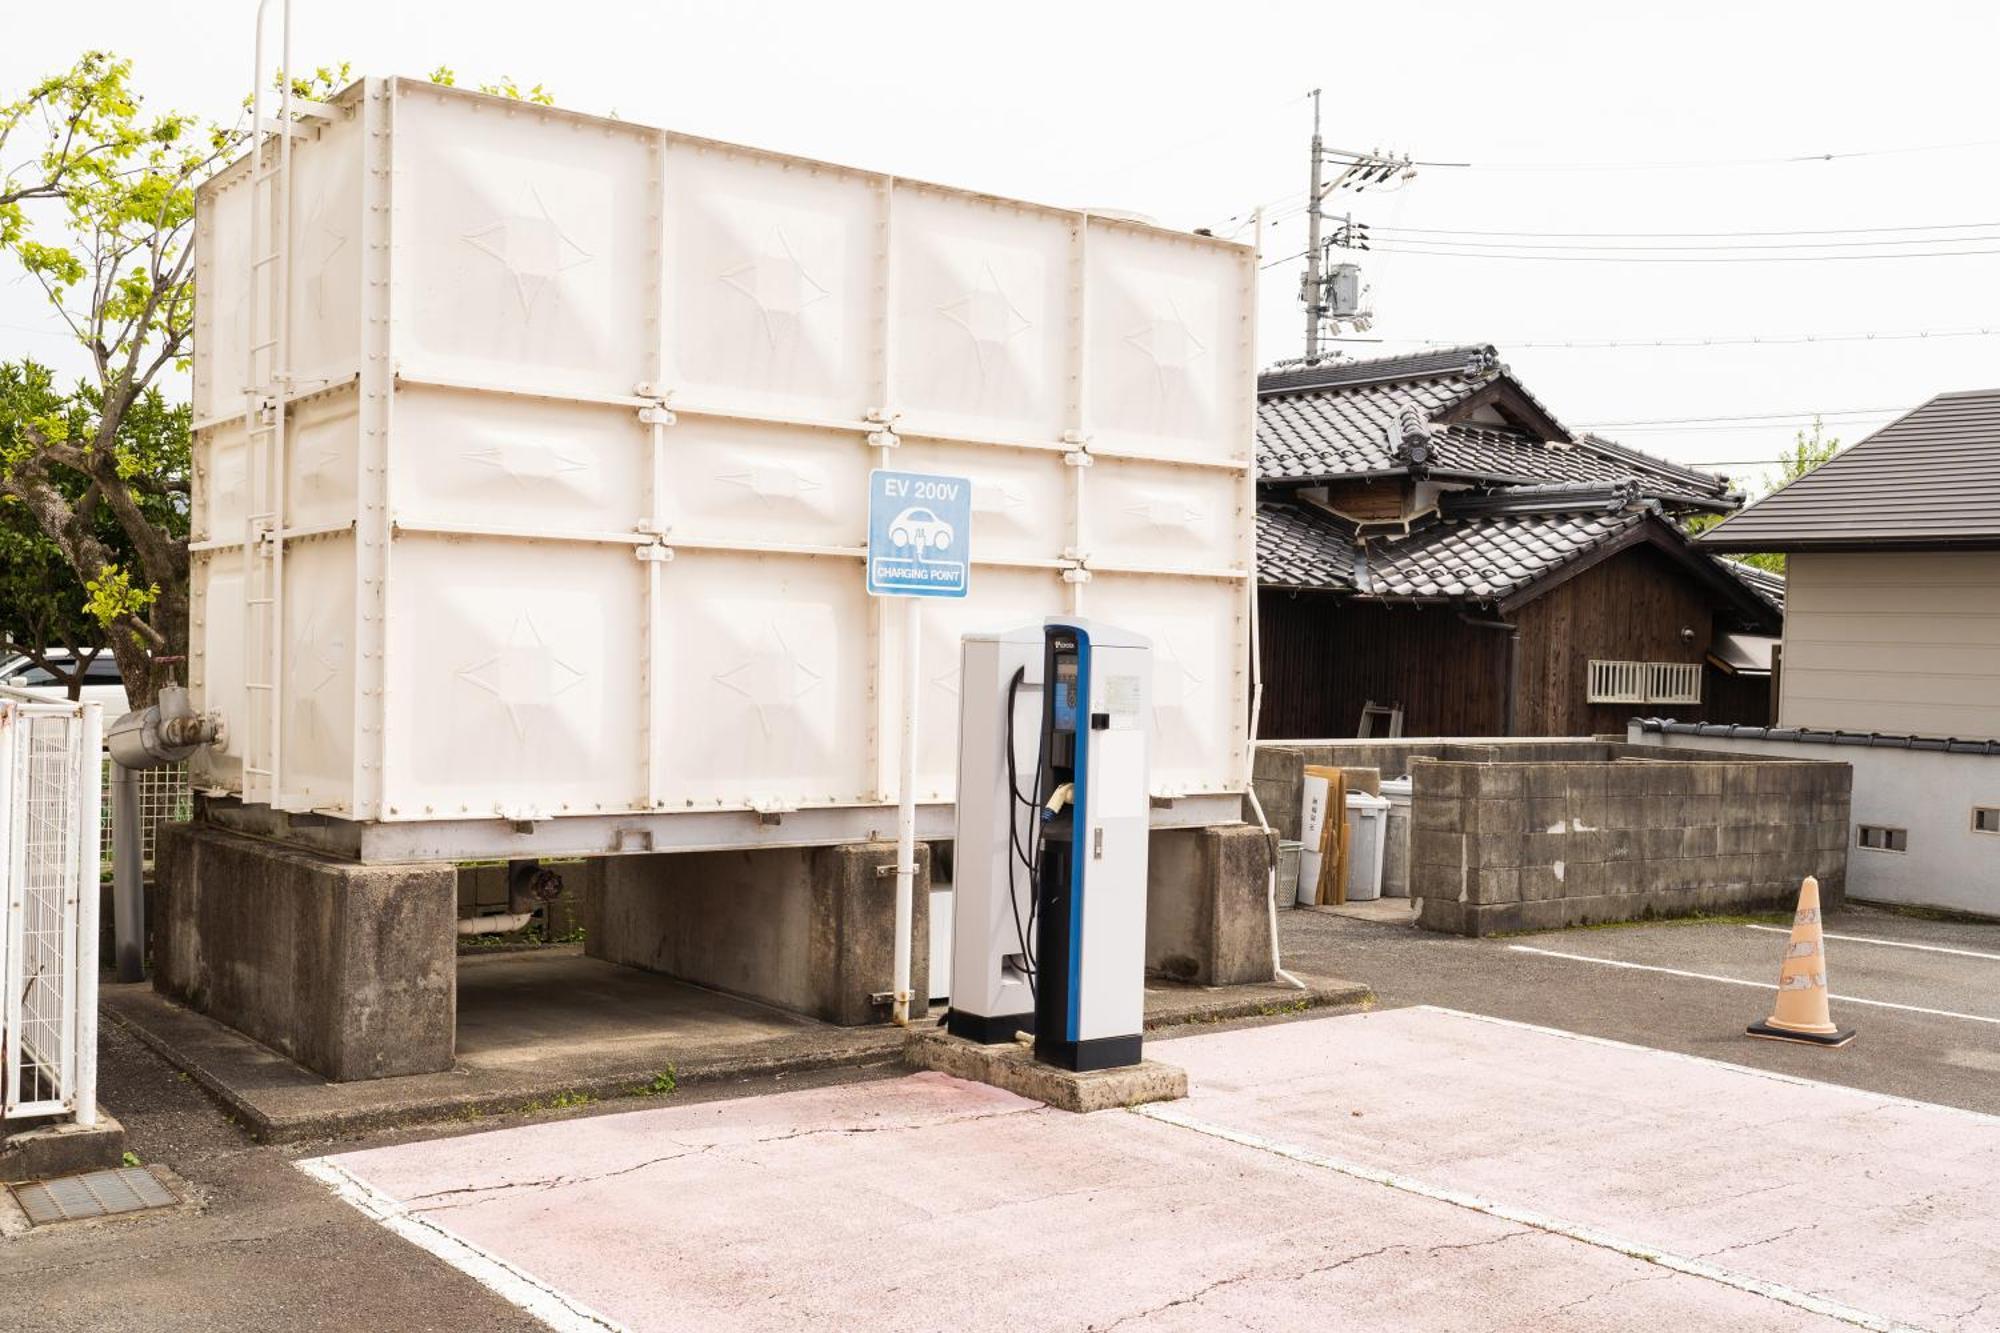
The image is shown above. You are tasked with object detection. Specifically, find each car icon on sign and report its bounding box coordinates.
[889,506,953,552]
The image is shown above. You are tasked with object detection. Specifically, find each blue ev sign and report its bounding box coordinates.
[866,469,972,598]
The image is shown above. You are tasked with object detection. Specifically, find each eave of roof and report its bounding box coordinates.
[1254,346,1735,506]
[1698,387,2000,549]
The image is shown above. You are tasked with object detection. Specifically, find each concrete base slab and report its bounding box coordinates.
[102,948,1366,1141]
[902,1029,1186,1113]
[0,1114,127,1183]
[299,1005,1996,1332]
[1308,898,1421,926]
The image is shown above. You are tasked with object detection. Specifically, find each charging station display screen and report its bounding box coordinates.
[1052,657,1079,733]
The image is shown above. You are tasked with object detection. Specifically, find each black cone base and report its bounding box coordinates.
[1747,1019,1855,1047]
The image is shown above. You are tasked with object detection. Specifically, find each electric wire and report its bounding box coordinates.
[1350,329,2000,350]
[1370,219,2000,240]
[1003,667,1042,994]
[1360,231,2000,253]
[1577,405,1908,428]
[1359,243,2000,264]
[1400,137,2000,172]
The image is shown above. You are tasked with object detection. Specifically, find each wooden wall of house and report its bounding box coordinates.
[1257,542,1775,740]
[1257,591,1508,739]
[1704,665,1776,728]
[1510,543,1717,735]
[1316,478,1410,522]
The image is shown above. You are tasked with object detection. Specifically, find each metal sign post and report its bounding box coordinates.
[866,469,971,1024]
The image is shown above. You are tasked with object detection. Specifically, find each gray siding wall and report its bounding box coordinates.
[1780,551,2000,738]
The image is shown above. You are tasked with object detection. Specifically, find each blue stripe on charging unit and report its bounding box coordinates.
[1066,627,1089,1042]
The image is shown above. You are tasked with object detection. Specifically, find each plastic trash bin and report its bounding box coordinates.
[1344,791,1390,902]
[1277,840,1304,906]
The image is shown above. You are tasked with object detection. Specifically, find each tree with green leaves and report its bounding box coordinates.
[0,52,223,709]
[1686,417,1842,574]
[2,54,550,713]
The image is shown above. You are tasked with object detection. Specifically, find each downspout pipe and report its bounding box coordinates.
[111,762,145,983]
[1459,611,1520,737]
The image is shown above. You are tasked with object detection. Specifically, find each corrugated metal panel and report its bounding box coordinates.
[188,78,1256,837]
[1701,389,2000,549]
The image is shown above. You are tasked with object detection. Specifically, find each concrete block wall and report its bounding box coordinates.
[1254,739,1623,840]
[1631,726,2000,919]
[1411,757,1851,936]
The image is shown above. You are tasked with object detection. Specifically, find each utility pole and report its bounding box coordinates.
[1303,89,1325,364]
[1293,100,1414,366]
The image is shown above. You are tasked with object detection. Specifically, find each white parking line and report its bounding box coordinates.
[1132,1101,1919,1333]
[298,1157,626,1333]
[1414,1006,2000,1124]
[1506,945,2000,1026]
[1742,924,2000,962]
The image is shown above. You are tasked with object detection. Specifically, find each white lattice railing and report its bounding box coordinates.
[1588,659,1702,706]
[0,691,102,1125]
[1646,661,1703,706]
[1587,659,1647,704]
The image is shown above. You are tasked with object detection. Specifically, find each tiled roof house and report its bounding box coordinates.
[1255,346,1783,738]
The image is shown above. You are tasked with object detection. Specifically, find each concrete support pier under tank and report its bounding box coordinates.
[152,822,458,1081]
[1146,824,1277,986]
[582,842,932,1026]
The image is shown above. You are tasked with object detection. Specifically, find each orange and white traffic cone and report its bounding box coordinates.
[1747,876,1855,1047]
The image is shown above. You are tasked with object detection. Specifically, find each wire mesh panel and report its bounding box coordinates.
[1,696,101,1121]
[98,759,191,868]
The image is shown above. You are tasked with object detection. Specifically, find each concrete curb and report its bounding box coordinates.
[903,1031,1187,1113]
[0,1113,128,1183]
[102,970,1372,1144]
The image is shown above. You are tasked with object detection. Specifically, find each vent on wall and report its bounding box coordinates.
[1857,825,1909,853]
[1975,807,2000,835]
[1588,660,1702,706]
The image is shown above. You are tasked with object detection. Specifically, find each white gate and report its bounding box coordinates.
[0,692,101,1125]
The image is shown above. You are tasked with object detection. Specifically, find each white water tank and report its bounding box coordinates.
[187,78,1257,856]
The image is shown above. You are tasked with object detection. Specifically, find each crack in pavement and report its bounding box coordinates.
[1696,1219,1823,1260]
[1947,1292,1993,1331]
[1087,1230,1536,1330]
[1545,1269,1677,1319]
[389,1107,1039,1215]
[406,1143,719,1213]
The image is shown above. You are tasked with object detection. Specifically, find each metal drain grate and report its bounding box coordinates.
[10,1166,178,1226]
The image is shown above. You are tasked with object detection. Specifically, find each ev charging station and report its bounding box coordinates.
[951,619,1152,1072]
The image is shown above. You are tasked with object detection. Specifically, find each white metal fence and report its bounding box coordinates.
[0,693,101,1125]
[99,759,191,869]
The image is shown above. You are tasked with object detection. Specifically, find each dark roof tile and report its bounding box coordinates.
[1699,388,2000,548]
[1254,348,1733,506]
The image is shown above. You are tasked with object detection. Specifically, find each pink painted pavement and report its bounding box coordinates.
[306,1008,2000,1331]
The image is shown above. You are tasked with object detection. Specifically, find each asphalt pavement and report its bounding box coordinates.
[1275,901,2000,1116]
[9,900,1996,1331]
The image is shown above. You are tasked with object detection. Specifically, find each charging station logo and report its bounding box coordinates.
[867,469,971,598]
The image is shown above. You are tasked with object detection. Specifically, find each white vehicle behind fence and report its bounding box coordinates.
[0,649,131,718]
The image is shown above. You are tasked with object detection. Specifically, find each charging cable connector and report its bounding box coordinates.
[1043,782,1075,817]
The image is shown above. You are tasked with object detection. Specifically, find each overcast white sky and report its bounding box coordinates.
[6,0,1998,489]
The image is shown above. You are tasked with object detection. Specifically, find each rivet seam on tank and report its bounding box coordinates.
[866,408,902,449]
[1062,429,1093,468]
